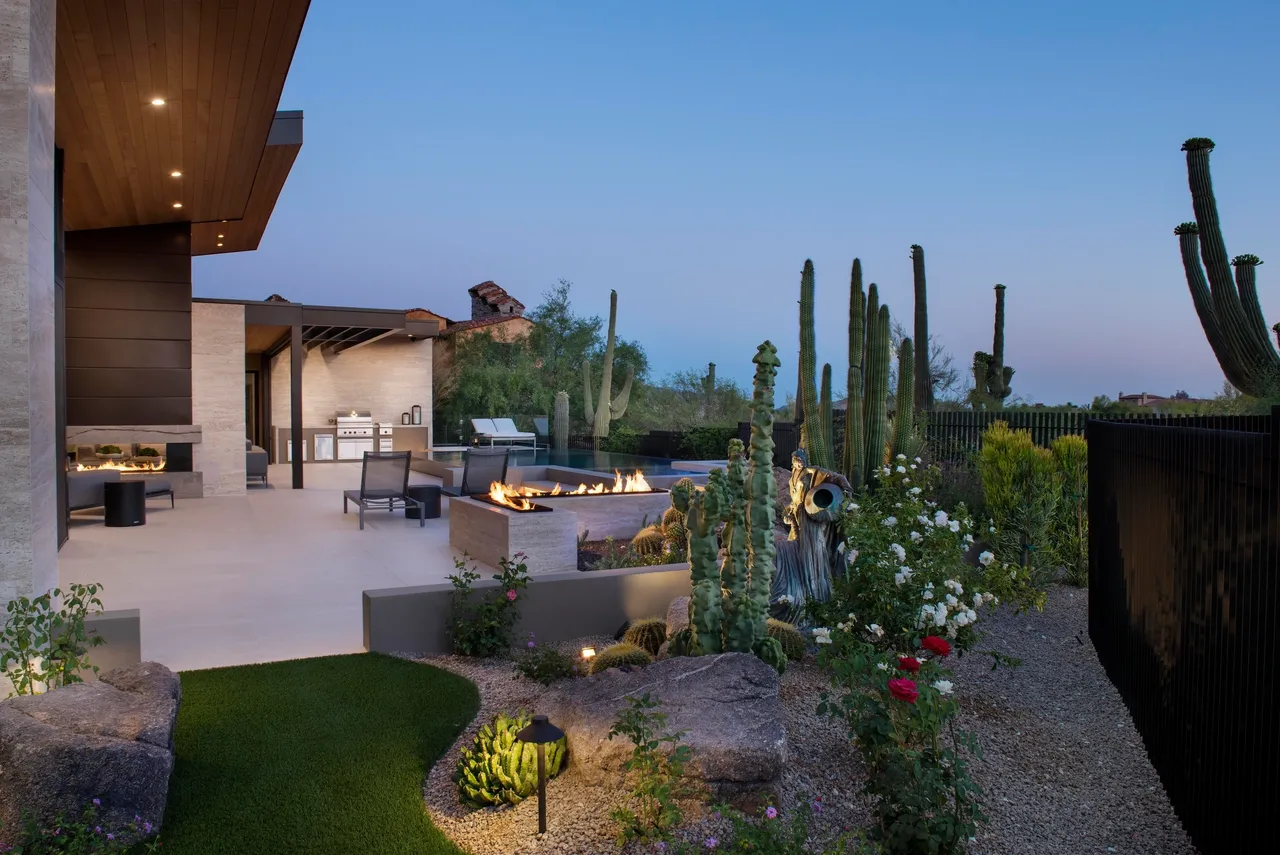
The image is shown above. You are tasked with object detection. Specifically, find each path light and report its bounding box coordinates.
[580,646,596,661]
[515,714,564,835]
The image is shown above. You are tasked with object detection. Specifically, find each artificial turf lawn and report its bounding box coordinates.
[159,653,480,854]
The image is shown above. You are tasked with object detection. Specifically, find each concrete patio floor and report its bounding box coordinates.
[57,463,467,673]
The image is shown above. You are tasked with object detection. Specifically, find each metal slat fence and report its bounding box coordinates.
[1086,410,1278,854]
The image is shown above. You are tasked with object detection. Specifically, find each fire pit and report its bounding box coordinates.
[449,495,580,575]
[480,470,671,541]
[75,459,167,472]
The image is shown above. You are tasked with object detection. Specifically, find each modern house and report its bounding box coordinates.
[0,1,446,621]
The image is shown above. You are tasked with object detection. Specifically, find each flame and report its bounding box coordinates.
[488,481,538,511]
[497,469,653,498]
[75,458,166,472]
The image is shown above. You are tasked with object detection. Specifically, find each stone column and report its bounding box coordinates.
[0,0,57,608]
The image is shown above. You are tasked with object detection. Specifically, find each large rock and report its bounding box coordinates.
[542,653,785,807]
[665,596,691,638]
[0,662,180,844]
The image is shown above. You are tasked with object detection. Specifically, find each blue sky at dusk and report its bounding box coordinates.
[194,0,1280,405]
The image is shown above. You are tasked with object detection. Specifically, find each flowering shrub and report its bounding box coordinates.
[818,629,985,855]
[512,633,579,684]
[447,553,530,657]
[2,800,161,853]
[808,456,1040,657]
[657,798,872,853]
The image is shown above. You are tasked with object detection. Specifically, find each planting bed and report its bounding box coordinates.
[407,586,1198,855]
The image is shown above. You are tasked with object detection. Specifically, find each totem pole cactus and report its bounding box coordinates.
[973,284,1013,407]
[670,473,725,656]
[719,439,751,650]
[894,338,915,456]
[862,290,891,482]
[1175,138,1279,396]
[583,289,634,439]
[843,259,867,488]
[911,244,933,412]
[798,261,835,470]
[743,343,786,672]
[552,391,569,452]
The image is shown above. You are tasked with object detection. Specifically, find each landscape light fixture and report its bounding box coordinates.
[580,646,596,660]
[514,715,564,835]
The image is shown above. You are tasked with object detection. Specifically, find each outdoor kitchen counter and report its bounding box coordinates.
[274,426,429,462]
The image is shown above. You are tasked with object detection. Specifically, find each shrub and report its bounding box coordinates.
[3,800,162,853]
[447,554,530,657]
[607,693,692,844]
[1050,435,1089,586]
[599,425,642,454]
[623,617,667,656]
[678,426,738,460]
[589,537,672,571]
[766,618,807,661]
[978,422,1062,585]
[513,633,579,685]
[1,583,106,696]
[97,445,122,455]
[135,447,159,457]
[454,711,566,808]
[589,642,652,675]
[663,798,869,854]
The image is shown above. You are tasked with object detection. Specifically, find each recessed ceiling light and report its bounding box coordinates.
[170,170,182,178]
[217,233,224,239]
[172,202,182,208]
[216,242,224,247]
[150,98,166,106]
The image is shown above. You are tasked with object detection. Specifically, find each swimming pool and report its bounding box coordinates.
[428,447,685,476]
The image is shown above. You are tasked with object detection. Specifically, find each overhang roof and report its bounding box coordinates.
[56,0,310,253]
[195,298,442,356]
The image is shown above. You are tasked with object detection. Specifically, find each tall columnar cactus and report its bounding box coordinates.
[583,289,634,439]
[702,362,717,416]
[552,391,569,452]
[910,245,933,412]
[973,284,1013,406]
[671,473,725,655]
[819,363,834,462]
[744,343,786,673]
[863,291,891,481]
[1175,138,1279,396]
[719,439,750,650]
[893,338,915,456]
[798,261,833,469]
[843,260,867,488]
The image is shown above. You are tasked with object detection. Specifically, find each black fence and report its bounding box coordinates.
[1087,408,1279,854]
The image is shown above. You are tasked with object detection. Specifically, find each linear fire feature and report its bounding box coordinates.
[449,496,579,575]
[471,494,554,513]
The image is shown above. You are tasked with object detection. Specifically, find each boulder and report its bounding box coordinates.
[541,653,785,807]
[665,596,690,637]
[0,662,180,844]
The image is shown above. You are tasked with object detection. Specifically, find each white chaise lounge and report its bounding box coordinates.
[471,418,538,448]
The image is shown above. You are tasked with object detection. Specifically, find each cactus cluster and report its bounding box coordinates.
[623,617,668,656]
[454,711,566,808]
[766,618,807,661]
[669,343,787,674]
[588,641,653,675]
[629,502,689,559]
[1175,138,1278,396]
[973,284,1014,406]
[583,289,634,439]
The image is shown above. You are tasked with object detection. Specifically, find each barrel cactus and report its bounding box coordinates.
[630,524,665,556]
[454,711,566,808]
[766,618,807,661]
[588,642,653,675]
[623,617,668,656]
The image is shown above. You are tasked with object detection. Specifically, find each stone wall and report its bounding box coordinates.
[269,337,432,434]
[0,0,58,609]
[191,303,246,496]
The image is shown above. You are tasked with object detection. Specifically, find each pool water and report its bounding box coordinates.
[429,447,684,476]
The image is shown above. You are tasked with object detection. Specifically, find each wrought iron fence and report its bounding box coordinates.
[1087,409,1279,854]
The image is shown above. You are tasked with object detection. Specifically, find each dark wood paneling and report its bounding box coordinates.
[66,339,192,369]
[67,397,193,426]
[67,368,192,399]
[55,147,67,549]
[65,223,192,426]
[65,308,192,341]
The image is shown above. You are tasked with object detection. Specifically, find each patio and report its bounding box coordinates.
[57,463,464,673]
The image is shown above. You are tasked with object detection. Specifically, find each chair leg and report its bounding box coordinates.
[358,505,365,531]
[169,493,174,509]
[343,495,348,514]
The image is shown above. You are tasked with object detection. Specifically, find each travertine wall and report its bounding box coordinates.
[191,303,247,495]
[269,337,432,437]
[0,0,57,608]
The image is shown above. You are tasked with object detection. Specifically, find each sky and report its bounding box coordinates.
[193,0,1280,406]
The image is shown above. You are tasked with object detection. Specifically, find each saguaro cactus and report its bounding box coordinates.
[553,391,569,452]
[797,261,834,469]
[894,338,915,456]
[910,245,933,412]
[819,364,833,462]
[1175,138,1279,396]
[583,289,634,439]
[702,362,717,416]
[843,260,867,488]
[863,289,891,481]
[973,284,1013,406]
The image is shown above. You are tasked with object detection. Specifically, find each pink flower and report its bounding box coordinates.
[506,590,517,602]
[765,806,778,819]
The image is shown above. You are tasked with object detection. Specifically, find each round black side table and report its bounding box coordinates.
[104,480,147,527]
[405,484,442,520]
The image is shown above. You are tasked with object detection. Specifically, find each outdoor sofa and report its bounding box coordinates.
[470,418,537,448]
[247,438,268,486]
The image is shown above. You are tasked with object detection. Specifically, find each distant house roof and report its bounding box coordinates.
[469,281,525,315]
[441,315,533,336]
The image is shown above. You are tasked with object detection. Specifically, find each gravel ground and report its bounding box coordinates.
[407,586,1199,855]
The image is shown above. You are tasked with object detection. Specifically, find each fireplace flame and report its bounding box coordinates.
[502,469,653,498]
[75,459,166,472]
[488,481,538,511]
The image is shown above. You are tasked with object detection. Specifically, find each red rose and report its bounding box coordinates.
[897,656,921,673]
[888,678,919,703]
[921,636,951,657]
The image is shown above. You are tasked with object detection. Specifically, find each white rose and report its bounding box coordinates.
[966,609,978,623]
[866,623,884,638]
[910,530,923,543]
[914,457,922,464]
[933,604,948,626]
[889,543,906,562]
[896,454,907,461]
[973,593,983,609]
[945,594,958,606]
[896,465,907,474]
[978,551,995,567]
[909,486,922,496]
[933,680,954,695]
[846,548,859,565]
[876,662,889,671]
[948,520,960,532]
[934,510,949,527]
[812,627,832,644]
[922,588,933,600]
[882,516,897,527]
[963,533,974,544]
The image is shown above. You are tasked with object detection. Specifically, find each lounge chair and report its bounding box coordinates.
[532,416,550,450]
[440,447,510,497]
[471,417,537,448]
[342,451,425,530]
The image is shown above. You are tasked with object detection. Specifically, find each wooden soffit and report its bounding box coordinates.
[56,0,310,239]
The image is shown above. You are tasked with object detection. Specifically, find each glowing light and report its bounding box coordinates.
[150,98,166,106]
[580,647,596,660]
[170,170,182,177]
[172,202,183,208]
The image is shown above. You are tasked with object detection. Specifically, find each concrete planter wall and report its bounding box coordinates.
[363,563,693,655]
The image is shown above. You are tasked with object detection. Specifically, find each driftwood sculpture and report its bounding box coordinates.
[772,447,850,622]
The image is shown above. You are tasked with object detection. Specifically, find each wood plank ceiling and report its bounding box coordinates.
[56,0,309,241]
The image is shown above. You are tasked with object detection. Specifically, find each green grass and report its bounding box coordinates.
[159,653,479,854]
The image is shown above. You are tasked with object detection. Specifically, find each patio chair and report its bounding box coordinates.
[440,447,510,497]
[532,416,549,449]
[342,451,425,530]
[471,417,537,447]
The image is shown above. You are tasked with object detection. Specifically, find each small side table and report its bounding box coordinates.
[405,484,442,520]
[104,480,147,527]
